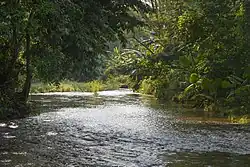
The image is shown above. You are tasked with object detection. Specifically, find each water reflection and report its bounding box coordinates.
[0,90,250,167]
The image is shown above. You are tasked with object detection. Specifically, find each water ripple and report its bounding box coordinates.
[0,90,250,167]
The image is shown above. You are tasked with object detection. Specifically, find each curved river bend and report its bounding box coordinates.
[0,90,250,167]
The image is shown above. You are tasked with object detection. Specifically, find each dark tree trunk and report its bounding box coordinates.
[21,34,32,102]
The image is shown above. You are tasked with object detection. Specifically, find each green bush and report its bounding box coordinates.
[225,85,250,115]
[139,78,156,95]
[104,76,121,90]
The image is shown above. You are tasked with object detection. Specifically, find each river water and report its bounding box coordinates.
[0,90,250,167]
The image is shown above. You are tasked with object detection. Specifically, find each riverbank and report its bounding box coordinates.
[30,81,108,93]
[1,76,131,120]
[132,76,250,120]
[30,79,250,124]
[30,78,129,93]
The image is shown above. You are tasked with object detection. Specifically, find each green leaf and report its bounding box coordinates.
[243,66,250,79]
[189,73,199,83]
[221,80,233,89]
[179,56,191,67]
[184,83,195,93]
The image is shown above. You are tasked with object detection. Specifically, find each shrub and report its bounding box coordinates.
[139,78,156,95]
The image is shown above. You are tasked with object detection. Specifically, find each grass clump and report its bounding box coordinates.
[30,76,130,93]
[30,81,102,93]
[30,82,75,93]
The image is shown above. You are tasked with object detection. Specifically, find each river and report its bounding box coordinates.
[0,90,250,167]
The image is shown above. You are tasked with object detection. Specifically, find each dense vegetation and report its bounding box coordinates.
[107,0,250,116]
[0,0,148,119]
[1,0,250,119]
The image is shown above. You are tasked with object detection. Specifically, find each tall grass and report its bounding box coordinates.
[30,76,130,93]
[30,82,76,93]
[30,81,104,93]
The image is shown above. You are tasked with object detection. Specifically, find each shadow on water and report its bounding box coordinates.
[0,90,250,167]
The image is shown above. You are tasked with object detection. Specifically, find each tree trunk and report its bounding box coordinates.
[21,34,32,102]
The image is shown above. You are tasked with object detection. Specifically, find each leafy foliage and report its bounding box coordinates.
[106,0,250,115]
[0,0,148,118]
